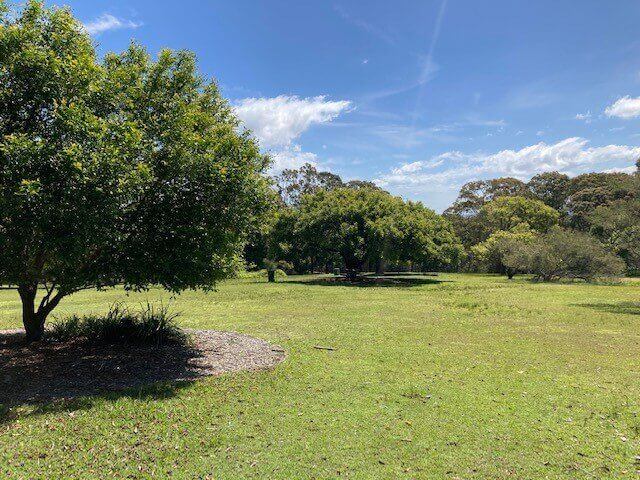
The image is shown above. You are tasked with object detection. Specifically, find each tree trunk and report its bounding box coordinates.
[19,285,45,342]
[375,258,385,275]
[18,284,66,342]
[267,270,276,283]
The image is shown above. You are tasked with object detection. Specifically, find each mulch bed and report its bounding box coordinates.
[0,329,286,406]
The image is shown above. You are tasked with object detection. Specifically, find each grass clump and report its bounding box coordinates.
[49,303,186,346]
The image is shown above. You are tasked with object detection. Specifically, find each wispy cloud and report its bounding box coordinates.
[506,83,558,109]
[84,14,142,35]
[605,96,640,119]
[575,111,593,123]
[333,5,397,46]
[412,0,448,121]
[370,117,506,148]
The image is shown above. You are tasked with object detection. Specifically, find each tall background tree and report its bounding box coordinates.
[0,1,270,340]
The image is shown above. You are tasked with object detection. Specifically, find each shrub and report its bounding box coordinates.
[49,304,186,346]
[471,223,537,277]
[237,269,288,280]
[503,227,625,281]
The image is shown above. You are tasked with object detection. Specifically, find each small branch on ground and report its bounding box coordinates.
[313,345,336,351]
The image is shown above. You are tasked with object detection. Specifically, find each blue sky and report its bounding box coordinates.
[48,0,640,211]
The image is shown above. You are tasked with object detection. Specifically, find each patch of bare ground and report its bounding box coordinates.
[0,329,285,406]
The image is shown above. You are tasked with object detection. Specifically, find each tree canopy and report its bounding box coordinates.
[0,1,270,340]
[273,187,461,275]
[481,196,560,233]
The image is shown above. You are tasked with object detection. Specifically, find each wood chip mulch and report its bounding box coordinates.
[0,329,286,406]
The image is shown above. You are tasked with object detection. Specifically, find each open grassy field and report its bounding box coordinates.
[1,273,639,479]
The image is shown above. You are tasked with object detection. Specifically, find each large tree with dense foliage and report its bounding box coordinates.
[0,2,270,340]
[274,163,344,206]
[445,177,529,217]
[292,188,461,275]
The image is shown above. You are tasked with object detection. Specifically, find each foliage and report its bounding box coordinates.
[49,303,186,346]
[444,177,530,218]
[237,268,288,280]
[0,2,270,340]
[590,197,640,274]
[481,196,560,233]
[471,223,537,276]
[503,227,625,281]
[275,163,343,206]
[564,172,637,230]
[273,163,385,206]
[293,187,462,273]
[444,178,530,248]
[527,171,570,211]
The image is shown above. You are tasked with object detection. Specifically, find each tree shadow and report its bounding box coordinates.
[0,331,208,422]
[287,275,448,288]
[577,302,640,316]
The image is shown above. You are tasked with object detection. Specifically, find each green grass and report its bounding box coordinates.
[1,274,639,479]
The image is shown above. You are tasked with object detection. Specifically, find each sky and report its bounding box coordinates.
[44,0,640,211]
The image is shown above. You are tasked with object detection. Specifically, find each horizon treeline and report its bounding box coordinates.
[245,160,640,278]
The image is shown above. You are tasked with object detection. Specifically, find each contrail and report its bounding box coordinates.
[412,0,448,126]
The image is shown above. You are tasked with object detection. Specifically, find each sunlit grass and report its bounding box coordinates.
[1,273,639,479]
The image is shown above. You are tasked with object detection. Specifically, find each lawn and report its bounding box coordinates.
[1,273,639,479]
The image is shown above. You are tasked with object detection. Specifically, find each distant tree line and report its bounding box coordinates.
[247,160,639,281]
[444,162,639,279]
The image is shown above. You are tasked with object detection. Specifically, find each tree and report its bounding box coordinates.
[481,196,559,233]
[503,227,625,281]
[527,172,570,211]
[445,177,529,217]
[564,172,636,230]
[444,177,530,248]
[274,163,344,206]
[387,201,463,273]
[590,197,640,275]
[0,2,270,340]
[294,188,461,276]
[471,223,537,278]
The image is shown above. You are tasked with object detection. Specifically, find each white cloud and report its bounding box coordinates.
[270,145,318,171]
[575,111,592,123]
[84,14,142,35]
[605,96,640,119]
[234,95,351,149]
[604,165,637,174]
[376,137,640,192]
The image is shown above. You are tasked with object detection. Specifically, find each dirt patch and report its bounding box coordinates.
[0,329,286,406]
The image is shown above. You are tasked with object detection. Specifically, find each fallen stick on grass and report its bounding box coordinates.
[313,345,336,351]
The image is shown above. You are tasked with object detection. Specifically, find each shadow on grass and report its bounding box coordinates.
[288,275,448,288]
[577,302,640,315]
[0,330,203,423]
